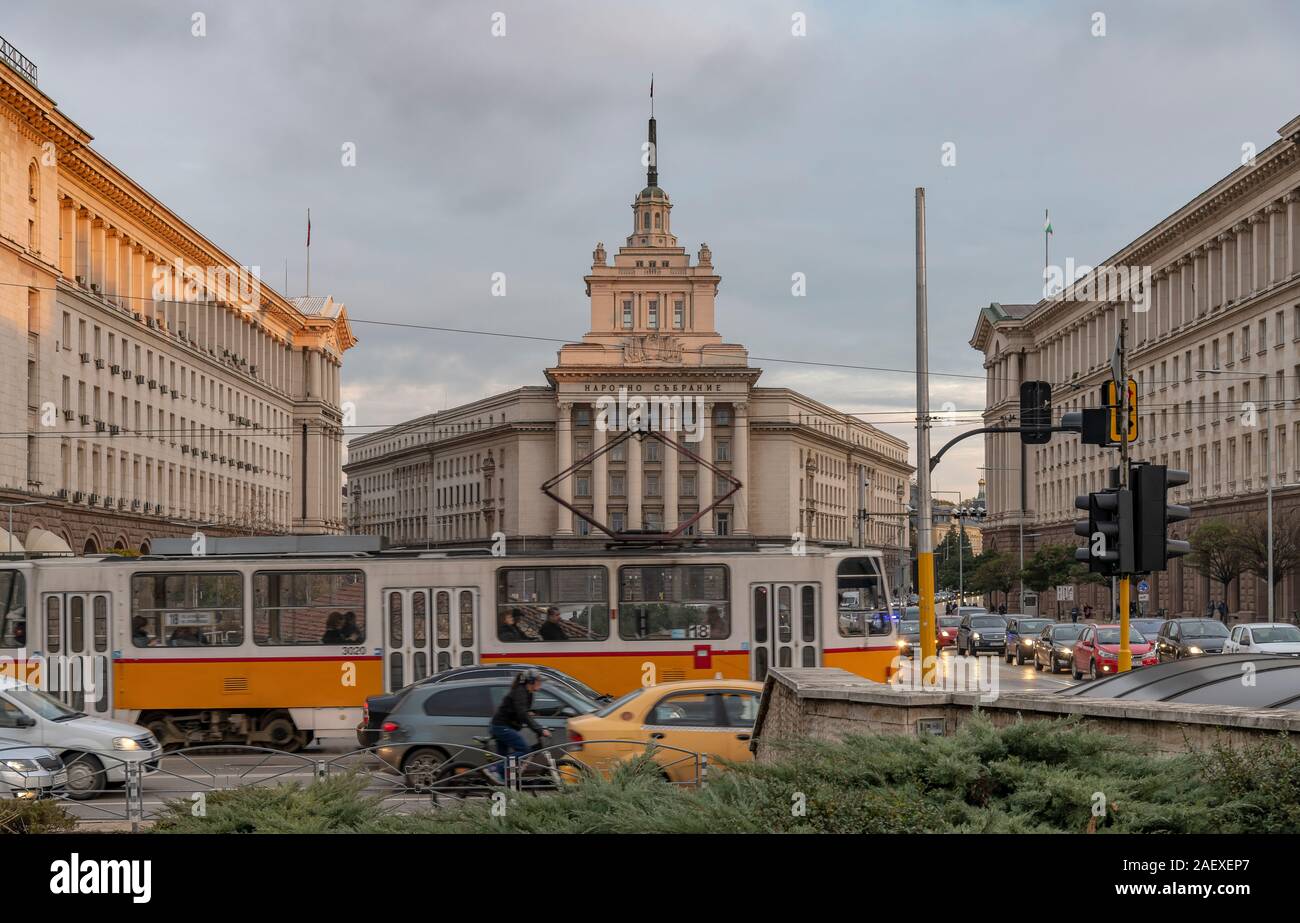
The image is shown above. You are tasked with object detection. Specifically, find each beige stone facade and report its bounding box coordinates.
[346,114,912,560]
[0,45,353,553]
[972,113,1300,618]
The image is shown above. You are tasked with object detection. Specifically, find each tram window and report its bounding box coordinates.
[801,586,816,642]
[618,565,730,641]
[131,573,243,647]
[389,652,403,691]
[496,567,609,642]
[777,587,792,643]
[253,570,365,646]
[388,592,403,647]
[412,592,427,648]
[413,651,428,682]
[754,647,768,682]
[459,591,474,646]
[0,570,26,649]
[436,592,450,648]
[93,596,108,653]
[45,596,59,653]
[69,596,85,653]
[753,587,768,644]
[837,576,890,638]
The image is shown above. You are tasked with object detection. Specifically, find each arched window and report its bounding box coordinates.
[28,162,38,202]
[654,211,661,229]
[643,211,651,229]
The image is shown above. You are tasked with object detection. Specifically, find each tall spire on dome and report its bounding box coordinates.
[646,73,658,188]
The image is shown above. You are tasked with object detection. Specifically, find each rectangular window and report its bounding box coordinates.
[610,475,625,497]
[648,300,658,329]
[574,408,591,427]
[618,564,730,640]
[495,566,609,642]
[0,570,26,648]
[680,475,696,497]
[643,440,660,462]
[674,300,684,329]
[622,300,633,329]
[252,570,366,646]
[716,439,731,462]
[645,474,660,497]
[611,510,626,532]
[576,476,591,497]
[130,572,243,647]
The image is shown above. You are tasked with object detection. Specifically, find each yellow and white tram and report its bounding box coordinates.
[0,537,898,748]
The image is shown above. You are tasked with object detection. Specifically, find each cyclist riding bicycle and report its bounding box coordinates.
[488,670,552,760]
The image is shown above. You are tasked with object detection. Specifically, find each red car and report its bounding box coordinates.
[1071,623,1157,680]
[936,614,962,649]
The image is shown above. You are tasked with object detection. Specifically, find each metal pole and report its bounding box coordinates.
[956,497,964,607]
[914,188,936,678]
[1019,440,1026,612]
[1118,315,1132,672]
[1267,403,1275,621]
[857,467,866,549]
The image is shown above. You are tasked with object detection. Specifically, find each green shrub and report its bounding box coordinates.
[0,798,77,834]
[150,718,1300,834]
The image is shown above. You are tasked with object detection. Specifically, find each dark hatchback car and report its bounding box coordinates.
[375,677,598,787]
[1004,617,1053,664]
[956,613,1007,656]
[898,619,922,658]
[357,664,609,747]
[1155,618,1231,662]
[1033,622,1085,674]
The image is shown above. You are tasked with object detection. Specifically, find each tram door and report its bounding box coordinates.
[40,592,112,713]
[750,583,819,682]
[383,588,432,693]
[430,588,479,674]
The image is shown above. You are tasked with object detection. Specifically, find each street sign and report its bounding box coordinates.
[1056,585,1074,601]
[1137,579,1150,593]
[1102,378,1138,443]
[1138,593,1150,603]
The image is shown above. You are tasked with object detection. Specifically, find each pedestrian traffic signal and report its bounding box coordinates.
[1131,463,1190,572]
[1019,380,1052,444]
[1074,487,1134,576]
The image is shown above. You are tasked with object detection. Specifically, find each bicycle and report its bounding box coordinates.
[430,731,583,796]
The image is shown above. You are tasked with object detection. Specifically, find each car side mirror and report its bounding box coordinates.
[558,706,578,718]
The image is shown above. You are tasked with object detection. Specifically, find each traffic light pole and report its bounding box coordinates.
[915,188,937,680]
[1117,316,1132,673]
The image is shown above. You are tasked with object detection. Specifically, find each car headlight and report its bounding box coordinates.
[898,640,908,648]
[1187,646,1203,655]
[1098,648,1116,659]
[1022,638,1035,646]
[972,632,981,641]
[1056,646,1072,655]
[2,759,38,772]
[113,737,144,751]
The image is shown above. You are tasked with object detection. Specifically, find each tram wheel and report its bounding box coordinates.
[259,714,301,751]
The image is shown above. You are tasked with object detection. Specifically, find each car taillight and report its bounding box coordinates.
[382,721,399,733]
[362,703,370,722]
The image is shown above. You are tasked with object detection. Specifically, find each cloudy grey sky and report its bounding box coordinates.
[8,0,1299,498]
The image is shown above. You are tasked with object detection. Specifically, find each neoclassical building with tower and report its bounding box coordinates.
[346,108,911,565]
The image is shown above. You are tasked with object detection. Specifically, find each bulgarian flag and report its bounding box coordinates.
[1044,210,1053,235]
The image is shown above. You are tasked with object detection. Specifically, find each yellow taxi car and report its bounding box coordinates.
[564,679,764,784]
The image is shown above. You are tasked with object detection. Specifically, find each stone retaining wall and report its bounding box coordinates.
[752,667,1300,758]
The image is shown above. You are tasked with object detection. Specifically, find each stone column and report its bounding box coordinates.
[733,402,749,534]
[593,422,608,529]
[1287,192,1300,279]
[627,434,642,530]
[697,402,714,534]
[59,199,76,279]
[1250,214,1267,294]
[1268,202,1285,286]
[663,426,679,533]
[555,401,573,534]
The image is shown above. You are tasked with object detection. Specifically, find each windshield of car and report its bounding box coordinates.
[970,616,1005,629]
[1096,627,1146,644]
[1015,619,1051,633]
[900,621,920,634]
[2,686,82,721]
[938,616,962,627]
[1131,620,1165,635]
[1049,625,1083,641]
[960,608,988,616]
[1250,625,1300,643]
[1181,620,1230,639]
[594,689,644,718]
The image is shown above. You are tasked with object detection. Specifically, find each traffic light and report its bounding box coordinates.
[1019,380,1052,444]
[1131,463,1191,572]
[1101,378,1138,443]
[1074,487,1134,576]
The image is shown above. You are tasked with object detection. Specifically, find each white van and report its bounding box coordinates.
[0,680,160,799]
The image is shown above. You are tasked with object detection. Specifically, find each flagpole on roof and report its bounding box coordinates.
[306,208,311,297]
[1044,209,1052,297]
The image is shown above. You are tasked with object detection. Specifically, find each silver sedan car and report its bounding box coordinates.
[0,737,67,799]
